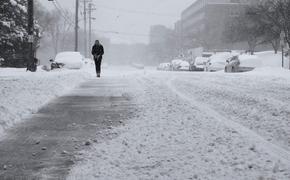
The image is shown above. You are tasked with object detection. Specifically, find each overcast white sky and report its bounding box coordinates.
[40,0,195,44]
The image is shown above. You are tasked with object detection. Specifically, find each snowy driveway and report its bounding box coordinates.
[68,68,290,180]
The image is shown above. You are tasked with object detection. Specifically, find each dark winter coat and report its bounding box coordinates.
[91,44,104,59]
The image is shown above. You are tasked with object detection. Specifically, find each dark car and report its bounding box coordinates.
[225,55,255,73]
[225,56,240,73]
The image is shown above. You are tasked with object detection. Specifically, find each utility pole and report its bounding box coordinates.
[81,0,92,58]
[83,0,87,58]
[75,0,79,52]
[27,0,34,69]
[88,3,96,54]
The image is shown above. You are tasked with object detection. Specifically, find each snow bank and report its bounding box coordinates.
[246,67,290,78]
[240,51,289,68]
[55,52,84,70]
[0,67,90,137]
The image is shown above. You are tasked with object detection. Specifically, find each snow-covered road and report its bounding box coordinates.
[68,67,290,180]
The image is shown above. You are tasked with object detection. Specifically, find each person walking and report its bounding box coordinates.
[91,40,104,77]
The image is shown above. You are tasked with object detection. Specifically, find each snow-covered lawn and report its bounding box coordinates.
[68,67,290,180]
[239,51,289,69]
[0,67,91,137]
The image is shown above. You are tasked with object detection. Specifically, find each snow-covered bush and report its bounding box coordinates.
[0,0,40,67]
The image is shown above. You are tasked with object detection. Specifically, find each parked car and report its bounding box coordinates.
[224,56,240,72]
[190,57,208,71]
[55,52,84,69]
[171,59,190,71]
[225,55,256,73]
[206,52,237,72]
[157,63,171,71]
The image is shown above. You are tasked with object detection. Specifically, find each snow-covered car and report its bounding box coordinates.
[225,55,256,73]
[171,59,190,71]
[224,56,240,73]
[55,52,84,69]
[206,52,237,72]
[190,57,208,71]
[157,63,171,71]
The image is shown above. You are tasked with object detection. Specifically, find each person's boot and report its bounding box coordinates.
[97,73,100,78]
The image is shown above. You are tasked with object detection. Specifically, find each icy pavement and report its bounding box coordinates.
[0,71,138,179]
[68,68,290,180]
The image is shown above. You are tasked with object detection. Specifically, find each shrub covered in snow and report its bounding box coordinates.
[0,0,40,67]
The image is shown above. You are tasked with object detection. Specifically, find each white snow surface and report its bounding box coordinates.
[68,67,290,180]
[0,67,91,137]
[239,51,287,68]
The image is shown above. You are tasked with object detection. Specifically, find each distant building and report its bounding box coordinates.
[178,0,256,51]
[149,25,177,63]
[149,25,171,45]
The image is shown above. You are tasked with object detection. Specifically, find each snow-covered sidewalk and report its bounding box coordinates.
[0,67,91,137]
[67,68,290,180]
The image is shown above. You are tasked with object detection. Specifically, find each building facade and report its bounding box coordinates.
[179,0,254,51]
[149,25,178,63]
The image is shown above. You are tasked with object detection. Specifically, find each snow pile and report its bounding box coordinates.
[239,54,261,67]
[55,52,84,70]
[248,67,290,78]
[256,51,283,67]
[0,67,90,137]
[239,51,289,68]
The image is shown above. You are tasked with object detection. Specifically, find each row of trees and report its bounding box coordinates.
[224,0,290,54]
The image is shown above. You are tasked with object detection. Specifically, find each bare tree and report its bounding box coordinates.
[223,9,266,55]
[43,10,73,55]
[250,0,290,48]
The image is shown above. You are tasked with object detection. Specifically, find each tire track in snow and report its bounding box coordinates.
[166,77,290,165]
